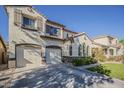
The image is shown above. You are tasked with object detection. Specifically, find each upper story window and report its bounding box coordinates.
[46,25,60,36]
[22,17,35,29]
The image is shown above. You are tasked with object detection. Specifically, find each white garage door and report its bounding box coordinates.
[16,45,42,68]
[46,48,62,64]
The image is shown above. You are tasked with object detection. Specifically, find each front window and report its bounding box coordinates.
[46,25,60,36]
[22,17,35,29]
[109,39,112,44]
[103,49,107,54]
[78,44,82,56]
[109,49,114,55]
[83,43,86,57]
[66,33,69,38]
[87,45,89,56]
[69,45,72,56]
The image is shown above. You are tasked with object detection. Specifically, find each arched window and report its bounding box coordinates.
[78,44,82,56]
[87,45,89,56]
[69,45,72,56]
[67,33,69,38]
[83,43,86,57]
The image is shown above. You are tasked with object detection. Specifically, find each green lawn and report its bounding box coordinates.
[88,63,124,80]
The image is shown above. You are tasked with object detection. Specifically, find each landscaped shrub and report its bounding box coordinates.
[115,55,124,62]
[72,57,97,66]
[72,58,83,66]
[92,48,107,62]
[106,55,124,62]
[87,65,111,76]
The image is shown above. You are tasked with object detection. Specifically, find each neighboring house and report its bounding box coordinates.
[93,35,124,58]
[117,43,124,56]
[0,34,8,70]
[5,5,92,68]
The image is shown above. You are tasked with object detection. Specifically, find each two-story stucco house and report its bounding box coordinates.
[5,5,93,68]
[92,35,124,58]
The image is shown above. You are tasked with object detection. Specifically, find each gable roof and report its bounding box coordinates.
[63,28,78,34]
[72,32,93,42]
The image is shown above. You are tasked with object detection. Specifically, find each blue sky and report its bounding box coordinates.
[0,5,124,42]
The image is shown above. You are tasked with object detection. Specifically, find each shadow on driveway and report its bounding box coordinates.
[10,64,114,88]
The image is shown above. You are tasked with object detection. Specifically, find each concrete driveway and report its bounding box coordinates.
[2,64,124,88]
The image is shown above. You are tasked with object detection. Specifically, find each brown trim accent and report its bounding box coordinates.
[9,58,16,60]
[73,33,85,38]
[21,26,38,31]
[16,43,42,48]
[72,32,93,42]
[47,20,65,27]
[46,45,62,49]
[63,28,78,34]
[40,35,64,41]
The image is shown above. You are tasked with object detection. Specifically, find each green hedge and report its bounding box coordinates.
[87,65,111,76]
[72,57,97,66]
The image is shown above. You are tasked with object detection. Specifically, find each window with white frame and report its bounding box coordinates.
[46,25,60,36]
[22,16,35,29]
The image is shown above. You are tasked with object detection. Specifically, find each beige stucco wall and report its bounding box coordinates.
[69,34,92,57]
[63,31,76,39]
[6,6,46,59]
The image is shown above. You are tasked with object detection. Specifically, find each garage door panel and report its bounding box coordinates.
[46,48,62,64]
[16,46,42,68]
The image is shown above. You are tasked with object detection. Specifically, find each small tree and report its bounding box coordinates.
[92,48,107,62]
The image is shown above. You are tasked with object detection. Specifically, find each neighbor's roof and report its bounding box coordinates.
[93,41,120,48]
[93,35,117,40]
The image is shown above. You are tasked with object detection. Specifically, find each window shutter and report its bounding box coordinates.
[14,9,22,26]
[37,16,43,31]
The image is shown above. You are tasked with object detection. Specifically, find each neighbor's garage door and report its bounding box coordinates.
[46,48,62,64]
[16,45,42,68]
